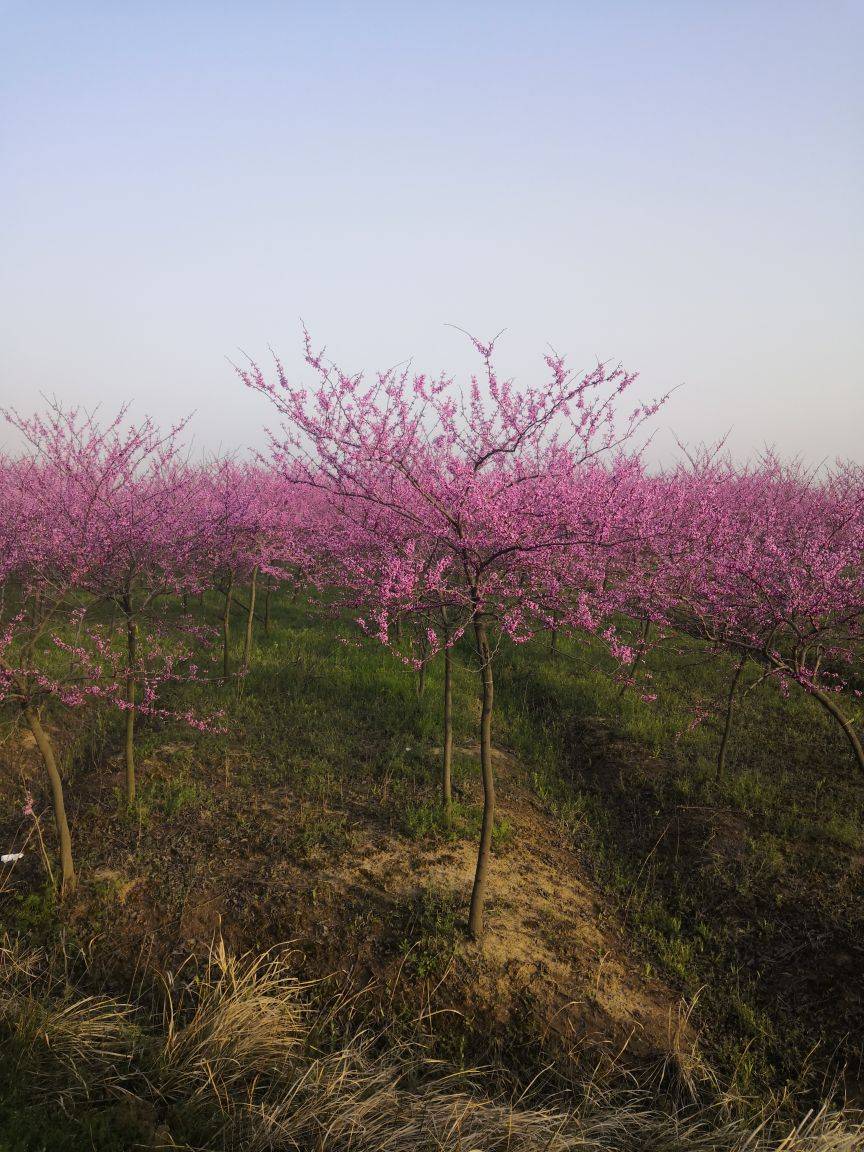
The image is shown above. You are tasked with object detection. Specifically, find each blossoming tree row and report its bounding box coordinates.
[2,340,862,935]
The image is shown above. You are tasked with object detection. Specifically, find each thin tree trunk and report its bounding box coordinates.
[442,640,453,828]
[717,651,747,778]
[619,617,652,698]
[124,602,138,804]
[549,627,558,656]
[22,704,75,895]
[416,627,429,699]
[468,613,495,939]
[242,567,257,674]
[264,579,272,635]
[807,682,864,776]
[222,571,234,684]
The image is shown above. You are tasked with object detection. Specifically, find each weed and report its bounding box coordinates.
[399,887,462,978]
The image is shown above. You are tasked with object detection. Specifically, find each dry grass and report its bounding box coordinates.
[159,936,310,1109]
[0,935,137,1099]
[1,933,862,1151]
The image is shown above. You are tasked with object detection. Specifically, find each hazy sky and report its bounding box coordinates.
[2,1,862,463]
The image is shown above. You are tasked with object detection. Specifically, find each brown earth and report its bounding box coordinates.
[2,729,698,1085]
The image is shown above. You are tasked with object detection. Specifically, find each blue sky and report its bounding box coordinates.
[2,1,862,462]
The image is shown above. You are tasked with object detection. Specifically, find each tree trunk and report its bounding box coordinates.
[717,651,747,778]
[468,613,495,939]
[416,629,428,699]
[442,641,453,828]
[264,580,272,635]
[806,683,864,776]
[242,567,258,674]
[124,608,138,804]
[222,572,234,684]
[549,627,558,656]
[22,704,75,895]
[619,617,652,698]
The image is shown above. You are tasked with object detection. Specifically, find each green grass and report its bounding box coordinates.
[398,885,463,978]
[133,604,863,1103]
[492,622,864,1100]
[4,589,864,1118]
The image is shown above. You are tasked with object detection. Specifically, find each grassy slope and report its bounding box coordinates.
[495,624,864,1101]
[1,593,863,1146]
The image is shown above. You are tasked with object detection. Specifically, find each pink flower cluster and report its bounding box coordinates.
[2,338,862,760]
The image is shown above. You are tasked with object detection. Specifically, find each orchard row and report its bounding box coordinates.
[2,334,863,934]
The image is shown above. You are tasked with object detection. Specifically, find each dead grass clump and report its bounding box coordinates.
[1,933,863,1151]
[0,935,137,1099]
[158,936,310,1107]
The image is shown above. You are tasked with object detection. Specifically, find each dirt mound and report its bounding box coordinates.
[2,734,696,1079]
[312,745,696,1068]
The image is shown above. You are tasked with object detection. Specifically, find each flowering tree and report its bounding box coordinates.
[0,405,227,890]
[199,460,276,683]
[0,450,118,892]
[2,404,218,803]
[305,486,465,824]
[661,454,864,775]
[236,466,313,674]
[240,330,664,936]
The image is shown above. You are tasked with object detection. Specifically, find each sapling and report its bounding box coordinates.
[239,329,664,936]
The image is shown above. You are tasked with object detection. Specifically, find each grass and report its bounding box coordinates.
[3,590,864,1141]
[398,886,463,978]
[2,934,863,1152]
[493,622,864,1101]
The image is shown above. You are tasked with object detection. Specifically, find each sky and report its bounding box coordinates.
[2,1,862,464]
